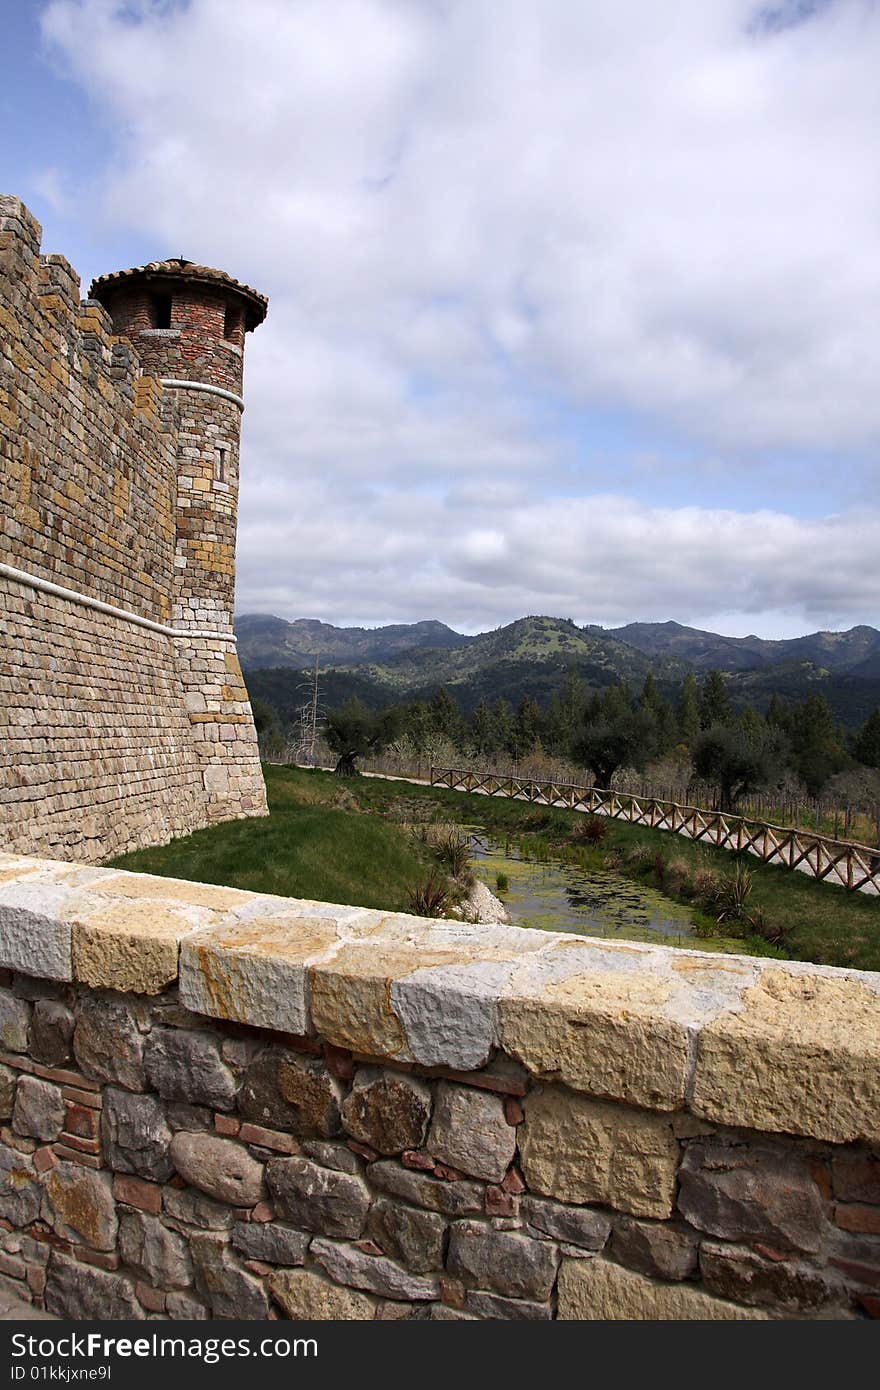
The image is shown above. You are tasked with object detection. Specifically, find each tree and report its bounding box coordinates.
[250,695,285,762]
[250,696,279,738]
[512,696,543,759]
[640,672,662,713]
[492,698,515,761]
[291,656,325,766]
[700,670,732,729]
[738,704,764,740]
[854,708,880,769]
[401,700,432,753]
[426,686,467,746]
[601,682,635,722]
[692,723,787,813]
[324,698,401,776]
[470,699,498,761]
[545,670,588,755]
[572,708,658,788]
[676,673,702,745]
[640,672,677,754]
[787,694,848,797]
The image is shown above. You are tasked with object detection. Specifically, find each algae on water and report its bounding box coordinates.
[471,832,698,947]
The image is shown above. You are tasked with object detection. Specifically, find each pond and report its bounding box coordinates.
[470,831,698,947]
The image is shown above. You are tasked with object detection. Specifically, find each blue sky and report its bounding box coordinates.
[3,0,879,637]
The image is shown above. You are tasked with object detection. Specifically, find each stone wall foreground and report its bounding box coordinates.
[0,851,878,1321]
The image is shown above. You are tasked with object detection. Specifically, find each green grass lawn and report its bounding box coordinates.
[108,765,434,913]
[109,764,880,972]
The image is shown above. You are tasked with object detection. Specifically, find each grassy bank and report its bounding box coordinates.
[345,768,880,968]
[109,767,434,913]
[110,764,880,971]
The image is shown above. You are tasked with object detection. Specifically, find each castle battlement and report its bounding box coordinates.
[0,196,268,862]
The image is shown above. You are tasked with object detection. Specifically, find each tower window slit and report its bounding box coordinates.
[224,303,241,341]
[151,292,172,329]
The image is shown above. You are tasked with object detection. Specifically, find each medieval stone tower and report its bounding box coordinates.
[87,260,269,824]
[0,196,269,861]
[88,258,266,638]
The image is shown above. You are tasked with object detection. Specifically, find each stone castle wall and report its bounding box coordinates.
[0,577,206,862]
[0,196,267,861]
[0,852,878,1321]
[0,203,177,620]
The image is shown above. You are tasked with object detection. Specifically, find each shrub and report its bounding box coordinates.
[495,872,509,893]
[746,905,787,947]
[692,912,720,939]
[691,867,722,905]
[714,865,754,924]
[407,872,449,918]
[433,829,472,878]
[570,816,608,844]
[625,845,655,875]
[409,823,432,845]
[665,857,692,897]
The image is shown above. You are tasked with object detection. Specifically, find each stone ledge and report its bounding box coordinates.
[0,853,879,1143]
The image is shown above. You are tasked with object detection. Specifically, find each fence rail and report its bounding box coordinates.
[429,767,880,896]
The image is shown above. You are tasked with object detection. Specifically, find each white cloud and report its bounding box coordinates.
[30,166,73,214]
[236,482,880,635]
[37,0,880,634]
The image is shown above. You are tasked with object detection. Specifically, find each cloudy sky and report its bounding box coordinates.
[3,0,879,637]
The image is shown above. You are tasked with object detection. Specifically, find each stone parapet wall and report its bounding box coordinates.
[0,853,878,1321]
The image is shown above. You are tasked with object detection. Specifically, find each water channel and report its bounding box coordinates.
[470,830,698,947]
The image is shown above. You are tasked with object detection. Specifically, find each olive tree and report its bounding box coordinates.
[691,723,787,813]
[324,698,401,776]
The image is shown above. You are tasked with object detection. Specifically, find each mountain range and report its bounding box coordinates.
[236,613,880,729]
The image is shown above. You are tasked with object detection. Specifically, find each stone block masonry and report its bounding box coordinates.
[0,195,267,861]
[0,853,879,1320]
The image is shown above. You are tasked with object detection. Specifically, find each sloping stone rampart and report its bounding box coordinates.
[0,853,878,1321]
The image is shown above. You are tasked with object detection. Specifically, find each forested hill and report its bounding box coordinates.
[236,613,880,730]
[606,621,880,677]
[234,614,470,668]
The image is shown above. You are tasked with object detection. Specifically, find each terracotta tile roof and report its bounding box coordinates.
[89,258,268,327]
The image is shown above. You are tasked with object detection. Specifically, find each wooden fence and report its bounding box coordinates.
[430,767,880,896]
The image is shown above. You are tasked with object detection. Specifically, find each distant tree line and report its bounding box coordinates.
[307,670,880,814]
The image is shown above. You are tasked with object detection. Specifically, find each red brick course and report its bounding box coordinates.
[63,1103,100,1139]
[52,1143,102,1169]
[833,1153,880,1204]
[238,1123,299,1154]
[112,1174,162,1216]
[834,1203,880,1236]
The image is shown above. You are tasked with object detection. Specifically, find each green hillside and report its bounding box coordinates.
[236,613,469,668]
[239,612,880,729]
[611,620,880,676]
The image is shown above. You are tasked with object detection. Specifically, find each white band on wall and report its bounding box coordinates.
[160,379,245,411]
[0,562,237,644]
